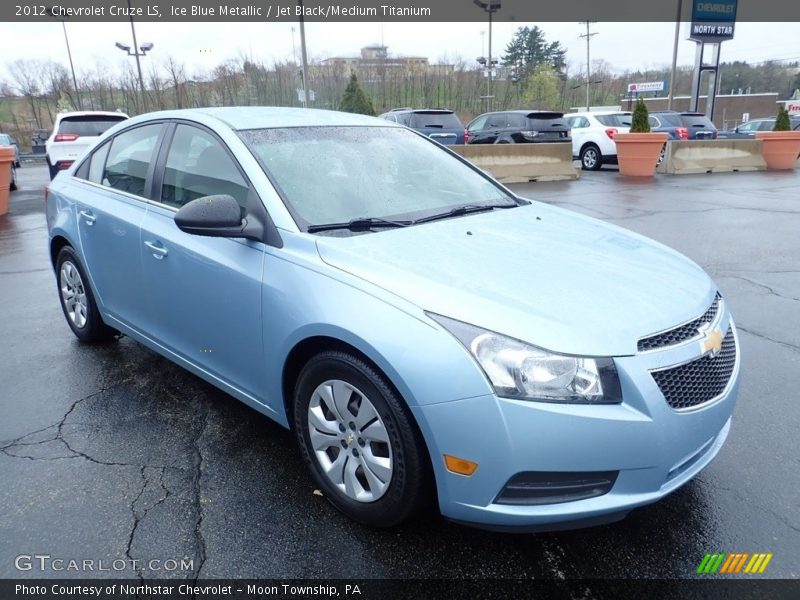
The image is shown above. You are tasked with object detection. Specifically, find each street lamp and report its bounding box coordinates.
[474,0,500,112]
[114,0,153,112]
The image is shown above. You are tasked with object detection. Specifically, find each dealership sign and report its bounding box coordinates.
[689,1,737,42]
[627,81,667,94]
[784,101,800,115]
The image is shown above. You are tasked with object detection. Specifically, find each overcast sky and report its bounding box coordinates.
[1,21,798,84]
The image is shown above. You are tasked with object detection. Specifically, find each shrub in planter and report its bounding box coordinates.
[755,105,800,170]
[613,99,668,177]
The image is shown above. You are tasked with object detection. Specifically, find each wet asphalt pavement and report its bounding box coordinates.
[0,163,798,580]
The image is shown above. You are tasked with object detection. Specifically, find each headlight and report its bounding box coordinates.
[428,313,622,404]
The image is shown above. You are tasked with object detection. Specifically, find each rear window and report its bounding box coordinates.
[680,115,716,129]
[653,113,682,127]
[526,115,568,130]
[408,112,463,129]
[58,115,128,137]
[596,114,632,127]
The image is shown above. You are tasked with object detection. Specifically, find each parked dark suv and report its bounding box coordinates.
[466,110,570,144]
[378,108,466,145]
[649,111,718,140]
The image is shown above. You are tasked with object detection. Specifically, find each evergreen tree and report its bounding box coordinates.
[773,105,791,131]
[502,26,567,83]
[630,98,650,133]
[339,72,376,116]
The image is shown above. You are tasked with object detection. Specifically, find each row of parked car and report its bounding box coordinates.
[380,106,800,171]
[36,107,800,183]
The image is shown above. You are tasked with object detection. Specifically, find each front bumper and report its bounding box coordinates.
[411,323,741,530]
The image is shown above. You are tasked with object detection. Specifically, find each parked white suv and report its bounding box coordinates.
[46,111,129,179]
[564,111,631,171]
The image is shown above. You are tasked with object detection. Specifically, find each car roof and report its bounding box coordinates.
[56,111,129,119]
[125,107,400,131]
[567,111,631,117]
[389,108,455,114]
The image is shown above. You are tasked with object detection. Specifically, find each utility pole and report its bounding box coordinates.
[298,0,310,108]
[60,22,82,110]
[579,22,597,111]
[668,0,682,109]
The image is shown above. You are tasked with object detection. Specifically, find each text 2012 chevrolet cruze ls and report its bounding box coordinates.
[46,108,740,530]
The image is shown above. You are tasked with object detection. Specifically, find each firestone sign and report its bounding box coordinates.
[689,0,737,43]
[627,81,667,94]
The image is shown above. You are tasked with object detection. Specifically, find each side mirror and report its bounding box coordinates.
[174,194,245,237]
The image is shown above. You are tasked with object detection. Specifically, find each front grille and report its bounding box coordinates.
[651,327,737,410]
[638,293,721,352]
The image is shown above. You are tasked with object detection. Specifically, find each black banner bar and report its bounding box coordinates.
[3,579,800,600]
[5,0,800,22]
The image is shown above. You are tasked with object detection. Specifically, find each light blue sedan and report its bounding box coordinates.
[45,108,740,530]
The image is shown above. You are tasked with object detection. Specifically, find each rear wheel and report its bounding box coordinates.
[580,144,603,171]
[293,351,430,527]
[55,246,117,343]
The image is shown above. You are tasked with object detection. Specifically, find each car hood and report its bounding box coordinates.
[315,203,715,356]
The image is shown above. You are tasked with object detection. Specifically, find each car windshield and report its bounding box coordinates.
[239,126,515,232]
[408,112,462,129]
[596,114,631,127]
[58,115,127,137]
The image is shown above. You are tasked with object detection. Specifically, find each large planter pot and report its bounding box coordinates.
[755,131,800,170]
[0,146,15,216]
[614,132,669,177]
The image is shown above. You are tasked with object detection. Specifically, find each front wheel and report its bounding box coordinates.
[293,351,430,527]
[580,144,603,171]
[55,246,117,343]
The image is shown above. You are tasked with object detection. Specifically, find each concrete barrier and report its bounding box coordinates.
[658,139,766,175]
[451,143,578,183]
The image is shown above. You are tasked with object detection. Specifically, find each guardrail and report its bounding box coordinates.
[657,140,766,175]
[451,143,578,183]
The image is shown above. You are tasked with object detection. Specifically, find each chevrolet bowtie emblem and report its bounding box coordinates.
[701,328,724,358]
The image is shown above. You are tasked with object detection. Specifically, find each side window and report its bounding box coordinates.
[160,124,249,211]
[468,115,489,131]
[486,114,506,128]
[102,124,163,197]
[507,114,527,129]
[758,120,774,131]
[648,116,660,128]
[87,142,111,184]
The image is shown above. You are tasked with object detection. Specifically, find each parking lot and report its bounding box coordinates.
[1,162,798,579]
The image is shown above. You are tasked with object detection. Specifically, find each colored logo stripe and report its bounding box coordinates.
[697,553,772,574]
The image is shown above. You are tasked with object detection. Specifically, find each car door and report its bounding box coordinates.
[566,116,588,156]
[466,114,490,144]
[139,122,266,399]
[73,122,165,330]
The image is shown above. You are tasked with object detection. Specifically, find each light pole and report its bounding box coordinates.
[579,21,597,111]
[48,8,82,110]
[298,0,310,108]
[115,0,152,112]
[474,1,500,113]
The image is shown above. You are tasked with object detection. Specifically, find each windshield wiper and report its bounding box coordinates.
[307,217,413,233]
[412,203,519,225]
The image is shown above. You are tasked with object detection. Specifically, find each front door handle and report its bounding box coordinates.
[144,240,168,260]
[79,210,96,226]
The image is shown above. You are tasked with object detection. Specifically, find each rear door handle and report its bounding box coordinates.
[79,210,96,226]
[144,240,168,260]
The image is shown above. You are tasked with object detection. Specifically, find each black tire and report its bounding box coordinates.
[293,351,430,527]
[55,246,117,343]
[496,139,512,144]
[657,143,667,166]
[580,144,603,171]
[9,169,16,191]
